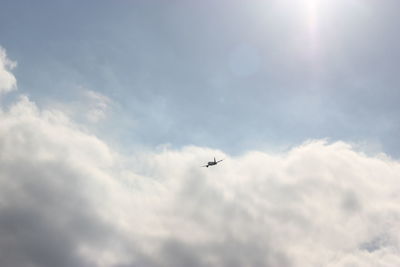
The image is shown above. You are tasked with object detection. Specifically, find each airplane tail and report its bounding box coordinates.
[214,157,216,163]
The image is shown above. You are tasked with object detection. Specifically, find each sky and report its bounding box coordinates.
[1,0,400,266]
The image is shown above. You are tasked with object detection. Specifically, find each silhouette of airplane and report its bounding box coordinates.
[201,157,224,168]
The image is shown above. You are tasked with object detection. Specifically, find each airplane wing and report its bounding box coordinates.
[201,165,208,167]
[216,159,224,163]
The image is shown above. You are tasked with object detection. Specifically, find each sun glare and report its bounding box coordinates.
[306,0,319,35]
[302,0,326,78]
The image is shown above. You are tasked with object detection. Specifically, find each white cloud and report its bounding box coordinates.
[0,47,17,94]
[83,90,112,123]
[46,88,113,125]
[1,96,400,267]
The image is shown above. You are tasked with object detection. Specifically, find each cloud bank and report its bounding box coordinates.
[0,47,17,94]
[0,94,400,267]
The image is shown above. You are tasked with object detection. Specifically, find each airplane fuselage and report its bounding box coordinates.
[202,157,223,168]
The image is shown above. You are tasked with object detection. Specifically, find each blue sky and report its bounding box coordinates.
[2,0,400,155]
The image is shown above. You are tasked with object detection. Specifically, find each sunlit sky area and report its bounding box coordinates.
[1,1,400,267]
[2,0,399,155]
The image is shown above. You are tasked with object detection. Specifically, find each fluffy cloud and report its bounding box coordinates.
[0,47,17,94]
[1,96,400,267]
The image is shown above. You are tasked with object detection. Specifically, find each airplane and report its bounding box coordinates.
[201,157,224,168]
